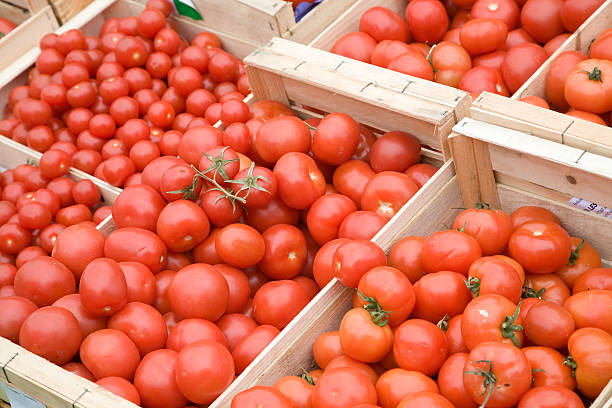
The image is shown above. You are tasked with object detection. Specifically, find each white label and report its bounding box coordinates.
[568,197,612,219]
[0,382,45,408]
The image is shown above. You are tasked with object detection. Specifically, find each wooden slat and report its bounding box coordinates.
[283,0,359,44]
[48,0,93,23]
[0,1,30,24]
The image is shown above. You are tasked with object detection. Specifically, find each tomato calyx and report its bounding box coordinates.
[226,161,272,202]
[500,300,523,347]
[521,285,545,299]
[530,368,546,386]
[300,367,315,385]
[437,314,449,332]
[566,239,585,266]
[356,290,390,327]
[475,202,491,210]
[166,174,201,200]
[464,359,496,408]
[563,355,577,378]
[583,67,603,82]
[466,276,480,297]
[201,146,240,182]
[457,221,468,232]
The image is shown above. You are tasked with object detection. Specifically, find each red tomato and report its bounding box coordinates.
[369,131,421,173]
[471,0,520,29]
[133,349,189,408]
[564,290,612,335]
[104,227,167,273]
[51,223,105,279]
[312,367,377,408]
[167,318,227,353]
[545,51,587,109]
[96,377,141,405]
[459,66,509,96]
[523,346,576,389]
[437,353,477,408]
[253,280,310,330]
[501,43,548,94]
[405,0,449,44]
[573,267,612,293]
[331,32,377,63]
[509,221,571,274]
[463,342,531,407]
[445,314,468,355]
[273,376,314,408]
[452,205,512,255]
[80,258,128,317]
[376,369,439,408]
[360,172,418,219]
[467,256,522,303]
[232,325,279,374]
[274,152,326,210]
[518,386,584,408]
[307,194,357,245]
[53,293,107,338]
[313,238,349,288]
[387,51,434,81]
[521,0,565,43]
[462,294,524,349]
[387,236,426,283]
[421,230,482,275]
[412,271,472,323]
[255,116,310,163]
[217,313,258,352]
[108,302,167,356]
[333,240,387,288]
[338,210,386,241]
[567,328,612,399]
[156,200,210,252]
[112,184,165,231]
[312,113,360,166]
[359,7,410,42]
[393,319,448,376]
[0,296,37,343]
[557,237,601,289]
[258,224,307,279]
[19,306,82,365]
[14,256,76,307]
[216,223,265,269]
[524,301,575,348]
[332,160,375,207]
[460,18,508,56]
[232,386,293,408]
[511,205,561,229]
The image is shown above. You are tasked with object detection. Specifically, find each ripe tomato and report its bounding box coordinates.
[386,236,426,283]
[502,43,548,94]
[564,290,612,335]
[253,280,310,329]
[313,331,343,369]
[156,200,210,252]
[519,95,550,109]
[0,296,38,343]
[518,386,584,408]
[556,237,601,289]
[460,18,508,56]
[133,349,189,408]
[461,294,524,349]
[0,17,17,37]
[217,314,257,352]
[80,328,141,380]
[340,307,393,363]
[509,221,571,274]
[212,264,250,314]
[467,256,522,303]
[52,223,105,279]
[274,152,326,210]
[520,0,565,43]
[589,30,612,60]
[437,353,477,408]
[19,306,82,365]
[405,0,449,44]
[332,160,375,207]
[393,319,448,376]
[313,367,377,408]
[331,32,377,63]
[371,40,414,68]
[273,376,313,408]
[332,240,387,288]
[471,0,520,29]
[567,328,612,399]
[453,205,512,256]
[254,116,311,163]
[522,346,576,389]
[216,223,265,268]
[326,355,378,385]
[463,342,531,407]
[421,230,482,275]
[565,59,612,114]
[545,51,588,109]
[397,392,454,407]
[376,369,438,408]
[523,301,575,348]
[360,172,418,219]
[105,227,167,273]
[112,184,165,231]
[14,256,76,307]
[312,113,360,166]
[175,340,234,405]
[96,377,141,405]
[258,224,307,279]
[459,66,509,96]
[168,263,228,321]
[232,324,280,374]
[312,238,349,287]
[445,314,468,354]
[232,386,293,408]
[53,293,107,338]
[430,41,472,87]
[573,267,612,293]
[62,362,95,381]
[412,271,472,323]
[108,302,167,356]
[79,258,128,317]
[511,205,560,229]
[387,51,434,80]
[307,194,357,245]
[525,273,570,305]
[359,7,410,42]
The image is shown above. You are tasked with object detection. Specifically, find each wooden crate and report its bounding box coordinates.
[0,0,58,74]
[48,0,92,24]
[472,0,612,158]
[244,37,471,159]
[208,127,612,408]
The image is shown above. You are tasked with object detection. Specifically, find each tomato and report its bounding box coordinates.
[523,346,576,389]
[105,227,167,273]
[174,340,234,405]
[556,237,601,289]
[0,296,38,343]
[233,165,277,209]
[519,386,585,408]
[80,328,140,380]
[112,184,165,231]
[453,205,512,256]
[405,0,449,44]
[437,353,477,408]
[459,66,509,96]
[467,256,522,303]
[215,223,265,268]
[13,256,75,307]
[544,33,571,55]
[311,113,360,166]
[254,116,310,163]
[0,263,16,287]
[370,41,414,68]
[274,152,326,210]
[524,273,569,306]
[460,18,508,57]
[232,386,293,408]
[313,331,343,369]
[564,290,612,335]
[155,200,210,252]
[0,17,17,36]
[168,263,228,321]
[53,293,107,338]
[462,294,524,349]
[590,30,612,60]
[306,194,356,245]
[463,342,531,407]
[19,306,82,365]
[134,348,189,408]
[107,302,167,357]
[429,41,472,87]
[338,210,386,241]
[312,238,348,288]
[471,0,520,29]
[443,314,467,354]
[565,59,612,114]
[273,376,313,408]
[387,51,434,81]
[52,223,105,280]
[359,7,409,42]
[96,377,141,405]
[212,264,250,314]
[332,160,375,207]
[521,0,566,43]
[412,271,472,323]
[253,280,310,329]
[421,230,482,275]
[79,258,128,317]
[393,319,448,376]
[258,224,307,279]
[332,240,386,288]
[566,109,608,124]
[339,307,392,363]
[385,236,425,283]
[511,206,560,229]
[331,32,377,63]
[523,301,575,348]
[360,172,418,219]
[509,221,571,274]
[573,267,612,293]
[368,131,420,173]
[62,362,95,381]
[72,180,101,208]
[376,369,438,408]
[312,367,377,408]
[167,318,227,353]
[232,325,280,374]
[502,43,548,94]
[18,203,52,230]
[519,95,550,109]
[568,328,612,398]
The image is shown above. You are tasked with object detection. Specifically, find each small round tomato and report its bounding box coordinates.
[467,256,522,303]
[217,314,257,352]
[273,152,326,210]
[232,325,279,374]
[520,0,565,43]
[461,294,524,349]
[332,240,387,288]
[545,51,588,110]
[52,293,107,338]
[412,271,472,323]
[167,318,227,353]
[360,172,418,219]
[312,113,360,166]
[19,306,82,365]
[51,224,105,280]
[134,349,188,408]
[253,280,310,329]
[471,0,520,29]
[430,41,472,87]
[340,307,393,363]
[216,223,265,269]
[460,18,508,57]
[258,224,307,279]
[523,301,575,348]
[421,230,482,275]
[387,51,434,80]
[565,59,612,114]
[463,342,531,407]
[112,184,166,231]
[394,319,448,376]
[117,263,155,305]
[313,331,343,369]
[273,376,314,408]
[518,386,584,408]
[307,194,357,245]
[96,377,140,405]
[332,160,375,207]
[453,205,512,256]
[156,200,210,252]
[502,43,549,94]
[81,328,140,380]
[405,0,449,44]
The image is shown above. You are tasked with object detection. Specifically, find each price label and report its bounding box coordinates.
[568,197,612,219]
[0,382,45,408]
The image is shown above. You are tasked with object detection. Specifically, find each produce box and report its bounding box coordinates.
[0,0,58,74]
[472,0,612,158]
[211,118,612,408]
[48,0,93,24]
[245,37,471,158]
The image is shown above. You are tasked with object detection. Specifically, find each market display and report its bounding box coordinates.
[231,205,612,408]
[329,0,603,99]
[0,0,611,407]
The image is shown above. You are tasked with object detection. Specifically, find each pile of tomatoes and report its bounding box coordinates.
[330,0,603,99]
[0,151,110,275]
[0,0,249,188]
[536,28,612,125]
[231,204,612,408]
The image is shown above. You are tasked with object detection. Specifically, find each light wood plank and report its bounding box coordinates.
[0,1,30,23]
[284,0,359,44]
